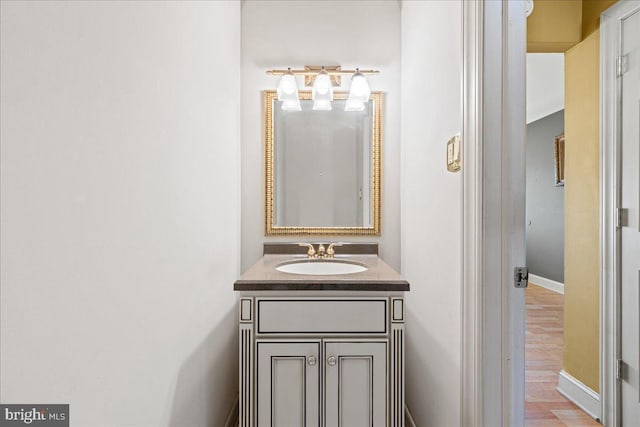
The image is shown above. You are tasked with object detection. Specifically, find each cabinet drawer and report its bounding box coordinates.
[256,299,387,334]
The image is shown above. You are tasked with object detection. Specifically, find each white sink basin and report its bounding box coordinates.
[276,260,368,276]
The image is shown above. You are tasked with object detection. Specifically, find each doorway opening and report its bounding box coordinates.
[524,2,616,424]
[525,51,599,427]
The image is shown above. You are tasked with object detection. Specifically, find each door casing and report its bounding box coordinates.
[461,1,527,426]
[601,2,640,426]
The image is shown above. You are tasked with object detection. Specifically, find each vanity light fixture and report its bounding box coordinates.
[345,68,371,111]
[276,68,301,111]
[312,67,333,111]
[266,66,379,111]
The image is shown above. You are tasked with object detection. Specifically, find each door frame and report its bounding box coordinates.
[463,1,640,426]
[460,1,483,423]
[461,1,527,426]
[601,2,640,426]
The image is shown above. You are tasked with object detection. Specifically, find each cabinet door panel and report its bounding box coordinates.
[257,341,320,427]
[325,341,387,427]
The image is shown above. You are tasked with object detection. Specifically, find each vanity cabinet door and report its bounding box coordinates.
[324,341,387,427]
[256,341,321,427]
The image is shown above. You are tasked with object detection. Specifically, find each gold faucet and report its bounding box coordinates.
[298,243,316,258]
[316,244,326,258]
[298,242,342,258]
[326,242,343,258]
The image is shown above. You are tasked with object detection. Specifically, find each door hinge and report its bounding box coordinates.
[514,267,528,288]
[616,359,624,381]
[616,55,629,77]
[616,207,628,228]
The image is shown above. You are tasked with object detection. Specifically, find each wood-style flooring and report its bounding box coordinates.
[525,284,600,426]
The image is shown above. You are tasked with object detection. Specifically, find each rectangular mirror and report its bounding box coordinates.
[264,90,381,235]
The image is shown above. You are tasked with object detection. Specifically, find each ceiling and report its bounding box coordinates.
[526,53,564,124]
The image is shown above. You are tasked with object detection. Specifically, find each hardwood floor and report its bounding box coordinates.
[526,284,601,427]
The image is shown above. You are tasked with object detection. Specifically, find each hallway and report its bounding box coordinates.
[525,284,600,427]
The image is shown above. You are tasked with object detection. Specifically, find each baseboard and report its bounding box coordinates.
[557,370,601,421]
[405,404,417,427]
[224,395,239,427]
[528,274,564,294]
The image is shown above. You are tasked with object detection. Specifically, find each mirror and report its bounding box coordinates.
[264,90,381,235]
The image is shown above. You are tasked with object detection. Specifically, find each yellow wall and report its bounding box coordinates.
[582,0,617,38]
[528,0,616,393]
[527,0,582,52]
[563,29,601,392]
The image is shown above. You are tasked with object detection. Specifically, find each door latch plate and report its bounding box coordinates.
[514,267,529,288]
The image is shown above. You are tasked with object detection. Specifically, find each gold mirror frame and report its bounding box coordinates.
[264,90,382,236]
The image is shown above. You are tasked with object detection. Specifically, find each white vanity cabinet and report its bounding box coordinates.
[238,296,405,427]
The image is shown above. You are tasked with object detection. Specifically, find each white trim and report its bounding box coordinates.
[600,2,640,426]
[557,370,601,421]
[405,404,417,427]
[503,4,527,426]
[224,396,239,427]
[528,274,564,294]
[461,2,527,426]
[461,1,483,426]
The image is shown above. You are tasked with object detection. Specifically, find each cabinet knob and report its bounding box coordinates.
[307,355,317,366]
[327,355,337,366]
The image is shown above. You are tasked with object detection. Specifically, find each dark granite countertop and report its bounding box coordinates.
[234,251,410,292]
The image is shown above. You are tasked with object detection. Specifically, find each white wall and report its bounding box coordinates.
[401,1,463,426]
[241,0,401,271]
[0,2,240,426]
[526,53,564,124]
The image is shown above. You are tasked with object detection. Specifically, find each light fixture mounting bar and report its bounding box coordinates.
[266,66,379,88]
[265,68,380,76]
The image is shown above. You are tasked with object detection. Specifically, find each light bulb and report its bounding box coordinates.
[346,70,371,112]
[312,68,333,107]
[277,69,299,103]
[282,77,296,95]
[347,71,371,102]
[315,74,331,95]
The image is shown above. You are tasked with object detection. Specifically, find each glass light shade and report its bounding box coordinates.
[281,100,301,111]
[312,71,333,103]
[313,99,332,111]
[344,99,365,112]
[277,72,299,102]
[347,72,371,103]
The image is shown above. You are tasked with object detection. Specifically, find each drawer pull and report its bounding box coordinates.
[327,355,337,366]
[307,355,317,366]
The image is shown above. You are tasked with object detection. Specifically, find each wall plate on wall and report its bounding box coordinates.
[447,134,461,172]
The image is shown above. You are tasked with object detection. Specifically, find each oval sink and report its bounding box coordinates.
[276,260,368,276]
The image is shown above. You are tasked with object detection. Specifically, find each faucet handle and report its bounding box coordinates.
[326,242,343,258]
[297,243,316,258]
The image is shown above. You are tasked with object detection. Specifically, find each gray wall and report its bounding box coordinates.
[526,110,565,282]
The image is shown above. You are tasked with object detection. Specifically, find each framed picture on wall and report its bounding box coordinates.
[554,133,565,187]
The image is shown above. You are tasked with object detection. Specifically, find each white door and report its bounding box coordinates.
[324,341,387,427]
[621,8,640,426]
[256,341,321,427]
